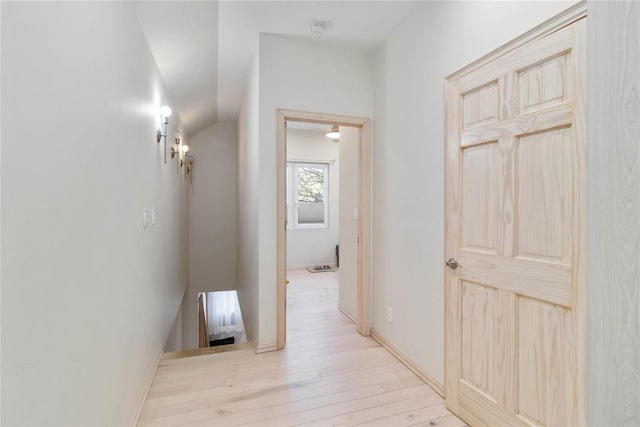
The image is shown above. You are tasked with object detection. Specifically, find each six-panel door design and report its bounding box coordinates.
[445,12,586,427]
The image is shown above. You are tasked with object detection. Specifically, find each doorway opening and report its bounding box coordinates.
[277,109,371,349]
[197,290,248,348]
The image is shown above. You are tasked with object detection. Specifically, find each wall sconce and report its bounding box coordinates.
[185,156,195,182]
[180,144,190,161]
[170,136,189,160]
[156,105,172,163]
[180,147,189,170]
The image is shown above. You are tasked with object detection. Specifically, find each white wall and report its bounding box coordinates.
[286,129,339,268]
[1,2,188,424]
[0,2,3,417]
[165,304,183,353]
[372,0,577,386]
[236,49,260,346]
[338,126,359,320]
[182,122,238,350]
[250,34,373,348]
[587,1,640,424]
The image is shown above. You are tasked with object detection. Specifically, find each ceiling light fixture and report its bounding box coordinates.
[325,125,340,139]
[306,20,325,35]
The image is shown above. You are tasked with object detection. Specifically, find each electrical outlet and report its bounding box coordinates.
[387,306,393,323]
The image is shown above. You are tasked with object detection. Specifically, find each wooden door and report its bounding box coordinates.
[444,7,586,427]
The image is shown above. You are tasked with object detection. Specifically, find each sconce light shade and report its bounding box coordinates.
[325,125,340,139]
[159,105,172,118]
[181,144,189,153]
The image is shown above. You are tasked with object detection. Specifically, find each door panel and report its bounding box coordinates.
[462,81,500,128]
[445,11,586,427]
[518,298,574,427]
[461,281,497,397]
[518,53,569,113]
[461,143,499,254]
[516,127,573,264]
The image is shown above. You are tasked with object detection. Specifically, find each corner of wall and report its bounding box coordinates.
[235,48,260,348]
[129,343,164,427]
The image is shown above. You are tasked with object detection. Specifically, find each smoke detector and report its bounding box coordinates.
[306,20,325,35]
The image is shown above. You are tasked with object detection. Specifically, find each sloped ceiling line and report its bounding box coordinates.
[135,1,417,136]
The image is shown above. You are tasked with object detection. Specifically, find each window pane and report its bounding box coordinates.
[291,162,329,229]
[297,166,325,203]
[298,203,325,224]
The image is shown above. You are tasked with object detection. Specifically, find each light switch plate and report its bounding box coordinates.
[151,208,156,226]
[143,208,149,228]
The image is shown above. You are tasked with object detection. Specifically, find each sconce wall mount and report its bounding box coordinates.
[157,105,172,163]
[186,156,195,182]
[171,137,189,160]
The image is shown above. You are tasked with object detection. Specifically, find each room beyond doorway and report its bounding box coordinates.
[285,122,340,270]
[276,109,372,349]
[285,121,359,327]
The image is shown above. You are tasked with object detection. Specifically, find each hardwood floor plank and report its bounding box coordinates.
[146,376,228,400]
[139,398,210,422]
[181,384,392,426]
[239,385,435,426]
[159,348,258,366]
[280,338,380,359]
[381,376,427,392]
[217,369,416,411]
[358,402,457,426]
[143,358,414,411]
[409,414,469,426]
[232,353,397,382]
[137,270,462,427]
[298,393,443,426]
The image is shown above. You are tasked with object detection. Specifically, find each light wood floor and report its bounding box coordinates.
[138,269,464,426]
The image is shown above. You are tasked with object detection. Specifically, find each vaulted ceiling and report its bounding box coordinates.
[134,1,417,137]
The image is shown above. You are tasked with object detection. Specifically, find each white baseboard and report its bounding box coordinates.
[130,344,163,426]
[337,304,357,324]
[370,329,444,397]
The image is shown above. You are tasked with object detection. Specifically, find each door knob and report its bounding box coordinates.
[446,258,460,270]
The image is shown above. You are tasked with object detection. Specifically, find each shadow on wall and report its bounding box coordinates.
[198,290,248,347]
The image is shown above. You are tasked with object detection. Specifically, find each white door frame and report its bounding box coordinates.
[277,109,372,349]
